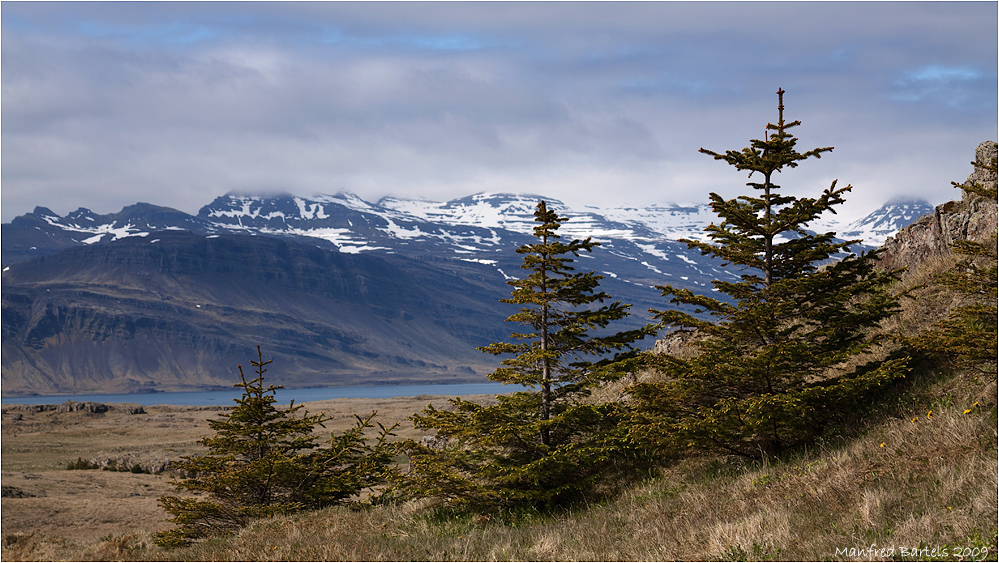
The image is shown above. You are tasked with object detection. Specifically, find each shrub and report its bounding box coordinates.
[66,457,98,470]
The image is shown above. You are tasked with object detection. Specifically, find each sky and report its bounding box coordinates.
[2,2,996,224]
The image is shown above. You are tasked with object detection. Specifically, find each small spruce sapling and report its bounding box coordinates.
[155,346,397,547]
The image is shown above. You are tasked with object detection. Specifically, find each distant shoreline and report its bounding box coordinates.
[0,380,513,407]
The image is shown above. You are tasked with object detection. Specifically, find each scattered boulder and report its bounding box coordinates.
[56,401,109,414]
[90,453,172,475]
[1,486,36,498]
[115,403,146,415]
[419,435,449,450]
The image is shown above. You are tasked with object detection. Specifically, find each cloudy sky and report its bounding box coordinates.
[2,2,996,223]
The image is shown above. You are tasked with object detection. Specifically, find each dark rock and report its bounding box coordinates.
[879,141,997,272]
[114,403,146,415]
[56,401,109,414]
[1,486,35,498]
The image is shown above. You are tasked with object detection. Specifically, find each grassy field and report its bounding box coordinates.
[0,394,493,545]
[2,358,995,561]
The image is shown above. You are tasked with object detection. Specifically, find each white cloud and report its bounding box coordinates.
[1,2,995,224]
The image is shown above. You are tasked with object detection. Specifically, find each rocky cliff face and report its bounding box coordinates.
[878,141,998,272]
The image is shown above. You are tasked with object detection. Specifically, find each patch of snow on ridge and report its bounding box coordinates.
[460,258,498,265]
[676,254,697,265]
[381,193,665,244]
[204,196,264,219]
[381,193,553,235]
[294,198,329,220]
[336,244,389,254]
[277,227,388,253]
[496,268,518,280]
[600,202,716,242]
[379,219,428,240]
[57,221,151,244]
[635,243,670,261]
[641,261,664,275]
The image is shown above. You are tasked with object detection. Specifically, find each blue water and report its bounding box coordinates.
[0,381,516,407]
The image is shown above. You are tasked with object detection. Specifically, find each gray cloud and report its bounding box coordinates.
[2,2,996,223]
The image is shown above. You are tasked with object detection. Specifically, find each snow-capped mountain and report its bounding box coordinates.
[191,192,737,311]
[835,199,936,247]
[3,192,934,291]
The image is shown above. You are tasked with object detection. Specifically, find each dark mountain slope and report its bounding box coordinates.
[1,231,511,396]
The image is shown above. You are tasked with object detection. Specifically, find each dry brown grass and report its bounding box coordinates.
[3,363,994,561]
[0,394,492,550]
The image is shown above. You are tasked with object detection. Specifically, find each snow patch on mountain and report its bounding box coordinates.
[38,211,152,244]
[380,192,549,234]
[294,198,328,220]
[809,199,935,248]
[598,203,718,242]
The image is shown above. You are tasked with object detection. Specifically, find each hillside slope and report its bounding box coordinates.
[1,231,510,396]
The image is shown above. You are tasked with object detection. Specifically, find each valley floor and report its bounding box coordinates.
[0,394,492,544]
[1,366,995,561]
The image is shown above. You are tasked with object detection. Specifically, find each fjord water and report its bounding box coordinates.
[0,381,511,407]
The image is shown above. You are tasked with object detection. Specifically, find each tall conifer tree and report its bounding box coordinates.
[401,201,652,510]
[630,89,908,458]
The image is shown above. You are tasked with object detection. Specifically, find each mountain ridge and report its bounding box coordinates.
[4,191,929,267]
[2,190,938,396]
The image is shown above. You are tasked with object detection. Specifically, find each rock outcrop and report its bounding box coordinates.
[878,141,997,272]
[2,401,145,415]
[89,452,172,475]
